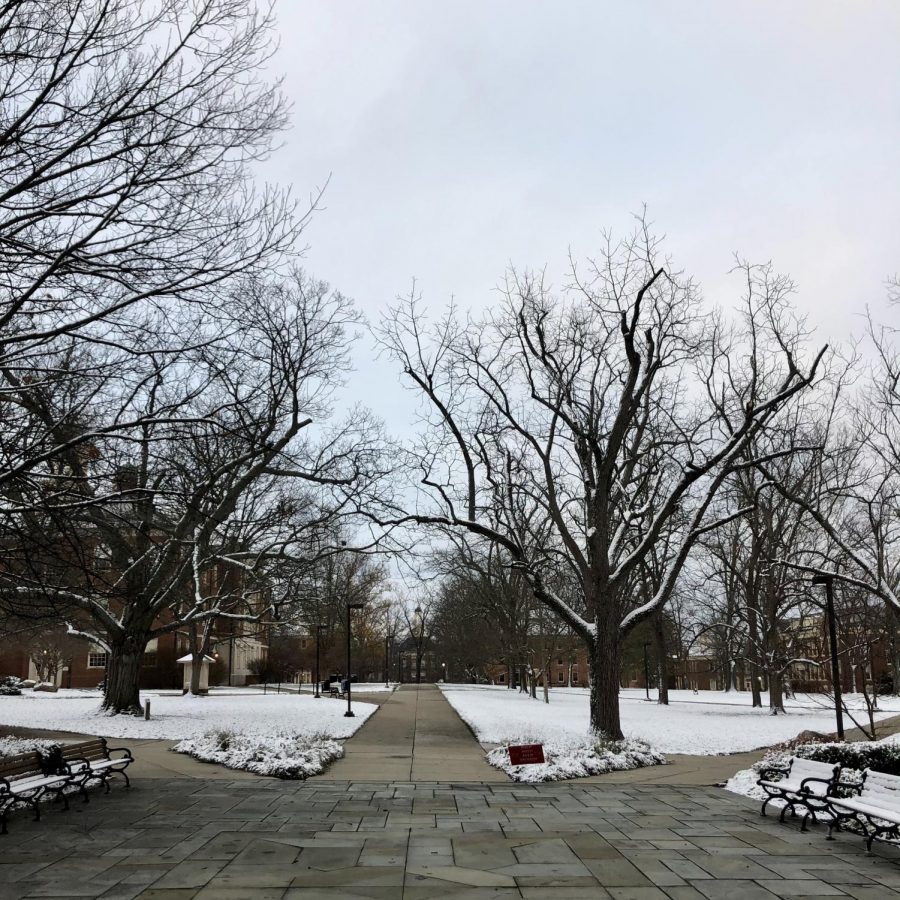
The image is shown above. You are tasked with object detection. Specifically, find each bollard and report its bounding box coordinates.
[144,700,151,720]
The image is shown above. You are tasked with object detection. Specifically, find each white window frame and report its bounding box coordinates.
[87,646,108,668]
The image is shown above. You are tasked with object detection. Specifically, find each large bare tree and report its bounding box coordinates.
[1,273,386,714]
[377,227,824,738]
[0,0,305,498]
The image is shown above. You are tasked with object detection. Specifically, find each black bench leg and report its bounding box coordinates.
[801,811,814,833]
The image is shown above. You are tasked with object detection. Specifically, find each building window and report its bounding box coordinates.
[557,658,563,665]
[572,669,579,683]
[557,672,564,683]
[498,673,505,683]
[87,647,108,668]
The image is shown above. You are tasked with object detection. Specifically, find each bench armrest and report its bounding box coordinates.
[0,775,11,793]
[756,765,789,783]
[105,747,133,761]
[63,756,93,774]
[799,776,833,794]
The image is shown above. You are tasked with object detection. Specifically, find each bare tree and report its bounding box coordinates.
[0,1,307,498]
[1,274,385,714]
[377,225,824,738]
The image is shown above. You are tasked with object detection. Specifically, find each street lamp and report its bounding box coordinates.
[642,641,652,701]
[812,574,845,741]
[314,624,326,699]
[413,604,423,684]
[344,603,365,717]
[384,632,391,688]
[441,661,447,683]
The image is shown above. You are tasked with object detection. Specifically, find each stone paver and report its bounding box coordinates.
[1,778,899,898]
[321,684,507,782]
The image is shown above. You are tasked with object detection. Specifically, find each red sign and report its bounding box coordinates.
[508,743,545,765]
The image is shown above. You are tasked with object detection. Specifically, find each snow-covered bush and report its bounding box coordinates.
[488,736,666,783]
[0,676,22,695]
[173,730,344,779]
[0,736,58,758]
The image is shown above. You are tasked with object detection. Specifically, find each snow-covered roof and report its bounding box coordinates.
[176,653,216,664]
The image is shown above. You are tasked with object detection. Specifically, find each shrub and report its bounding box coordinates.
[794,740,900,777]
[0,676,22,696]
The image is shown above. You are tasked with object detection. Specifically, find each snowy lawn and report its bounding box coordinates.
[0,686,376,742]
[440,685,898,755]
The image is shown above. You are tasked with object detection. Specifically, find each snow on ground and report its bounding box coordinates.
[440,685,897,755]
[256,682,398,694]
[0,686,376,742]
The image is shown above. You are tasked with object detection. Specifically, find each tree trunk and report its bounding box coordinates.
[188,623,207,696]
[101,634,146,715]
[768,671,785,714]
[589,633,623,739]
[543,664,550,704]
[750,663,762,708]
[507,660,514,688]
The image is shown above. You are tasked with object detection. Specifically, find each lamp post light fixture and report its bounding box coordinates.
[812,574,845,741]
[441,661,447,683]
[314,624,326,699]
[344,603,365,717]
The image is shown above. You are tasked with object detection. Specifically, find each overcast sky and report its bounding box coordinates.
[266,1,899,430]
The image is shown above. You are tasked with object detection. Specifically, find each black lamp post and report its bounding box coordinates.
[344,603,365,717]
[314,624,326,699]
[812,574,845,741]
[414,604,423,684]
[642,641,651,701]
[384,632,391,688]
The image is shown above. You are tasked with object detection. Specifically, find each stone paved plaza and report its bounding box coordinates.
[2,777,900,899]
[3,686,900,898]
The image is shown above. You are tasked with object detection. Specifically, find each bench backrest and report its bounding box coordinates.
[788,757,839,795]
[0,751,45,784]
[60,739,108,764]
[860,770,900,812]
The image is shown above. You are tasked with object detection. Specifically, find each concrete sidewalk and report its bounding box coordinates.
[320,683,508,782]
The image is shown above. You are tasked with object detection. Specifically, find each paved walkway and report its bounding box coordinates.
[321,684,506,782]
[2,777,899,898]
